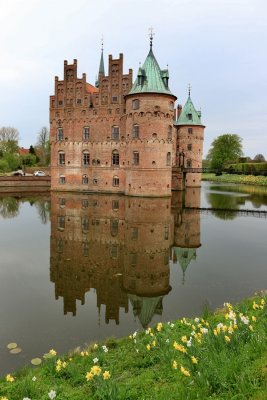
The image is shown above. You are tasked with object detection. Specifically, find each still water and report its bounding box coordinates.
[0,182,266,376]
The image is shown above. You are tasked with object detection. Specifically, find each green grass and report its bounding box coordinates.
[0,293,266,400]
[202,173,267,186]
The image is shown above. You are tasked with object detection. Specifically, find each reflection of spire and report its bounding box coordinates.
[128,294,163,328]
[173,247,196,285]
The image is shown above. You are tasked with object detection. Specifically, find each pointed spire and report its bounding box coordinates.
[95,36,105,88]
[175,89,204,126]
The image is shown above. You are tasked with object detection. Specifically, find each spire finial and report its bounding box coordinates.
[148,26,155,49]
[101,35,104,52]
[188,83,191,97]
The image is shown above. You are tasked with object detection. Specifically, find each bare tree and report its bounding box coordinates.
[0,127,20,142]
[36,126,49,148]
[254,154,265,162]
[36,126,50,166]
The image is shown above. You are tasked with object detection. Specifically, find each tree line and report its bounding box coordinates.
[0,126,50,173]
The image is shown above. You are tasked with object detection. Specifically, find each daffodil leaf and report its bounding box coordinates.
[10,347,22,354]
[43,353,54,359]
[31,358,42,365]
[7,342,17,349]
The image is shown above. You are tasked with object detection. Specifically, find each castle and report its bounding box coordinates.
[49,36,205,196]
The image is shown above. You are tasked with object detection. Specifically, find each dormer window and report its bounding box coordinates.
[187,113,192,120]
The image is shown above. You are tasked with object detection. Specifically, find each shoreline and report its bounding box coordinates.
[202,173,267,186]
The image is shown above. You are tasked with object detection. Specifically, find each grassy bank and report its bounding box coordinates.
[202,173,267,186]
[0,293,266,400]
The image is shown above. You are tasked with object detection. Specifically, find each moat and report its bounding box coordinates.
[0,181,267,376]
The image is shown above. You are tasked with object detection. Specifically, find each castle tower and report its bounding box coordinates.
[124,35,177,196]
[174,89,205,187]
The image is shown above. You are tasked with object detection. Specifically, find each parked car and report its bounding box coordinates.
[34,171,45,177]
[12,170,24,176]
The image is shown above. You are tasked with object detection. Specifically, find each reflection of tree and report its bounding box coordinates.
[34,200,51,224]
[206,193,240,220]
[0,197,20,218]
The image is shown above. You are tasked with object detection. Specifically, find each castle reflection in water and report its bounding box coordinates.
[50,188,201,328]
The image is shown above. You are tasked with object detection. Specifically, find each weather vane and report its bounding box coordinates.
[148,26,155,49]
[188,83,191,97]
[101,35,104,51]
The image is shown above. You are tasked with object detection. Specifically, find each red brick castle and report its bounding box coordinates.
[50,36,205,196]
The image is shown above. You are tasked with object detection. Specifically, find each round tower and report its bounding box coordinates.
[124,36,177,197]
[175,90,205,187]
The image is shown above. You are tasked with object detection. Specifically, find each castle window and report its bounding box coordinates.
[110,219,119,236]
[169,102,174,111]
[112,96,118,103]
[187,144,192,151]
[168,126,172,140]
[110,244,118,259]
[83,127,90,140]
[82,174,88,184]
[152,133,157,139]
[58,151,65,165]
[82,199,89,208]
[59,175,65,184]
[57,216,65,230]
[130,252,137,266]
[164,226,169,240]
[57,128,64,141]
[112,200,119,210]
[132,99,140,110]
[82,217,89,232]
[166,152,171,166]
[186,159,192,167]
[112,150,119,166]
[82,241,89,257]
[113,176,119,187]
[131,227,138,240]
[58,100,63,106]
[133,151,139,165]
[132,124,139,139]
[83,151,90,165]
[187,113,192,120]
[56,238,63,253]
[112,126,120,140]
[77,99,82,104]
[188,128,193,134]
[59,197,65,207]
[93,178,98,185]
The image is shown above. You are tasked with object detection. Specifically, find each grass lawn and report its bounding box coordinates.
[202,173,267,186]
[0,293,266,400]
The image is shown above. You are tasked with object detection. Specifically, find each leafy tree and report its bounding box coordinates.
[20,153,37,166]
[36,126,50,166]
[0,159,9,173]
[29,145,36,155]
[3,153,20,171]
[253,154,265,162]
[0,127,20,155]
[207,134,243,171]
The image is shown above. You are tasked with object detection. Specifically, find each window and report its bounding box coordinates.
[187,113,192,120]
[77,99,82,104]
[59,198,65,207]
[168,126,172,140]
[131,227,138,240]
[132,99,140,109]
[82,199,89,208]
[58,151,65,165]
[110,219,119,236]
[83,151,90,165]
[112,126,120,140]
[59,175,65,184]
[82,174,88,184]
[56,238,63,253]
[152,133,157,139]
[58,100,63,106]
[110,244,118,259]
[83,127,90,140]
[187,144,192,151]
[130,252,137,266]
[113,175,119,187]
[132,124,139,138]
[93,178,98,185]
[188,128,193,134]
[82,241,89,257]
[164,226,169,240]
[112,200,119,210]
[57,128,64,141]
[169,102,174,111]
[133,151,139,165]
[166,152,171,166]
[57,216,65,230]
[112,96,118,103]
[112,150,119,166]
[186,159,192,167]
[82,217,89,232]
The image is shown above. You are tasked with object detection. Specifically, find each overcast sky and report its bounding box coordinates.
[0,0,266,157]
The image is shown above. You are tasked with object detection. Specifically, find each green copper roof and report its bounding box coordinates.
[128,48,174,96]
[128,294,163,328]
[173,247,197,284]
[175,95,203,126]
[95,49,105,88]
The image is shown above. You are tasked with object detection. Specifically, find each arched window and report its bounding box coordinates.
[113,176,119,187]
[112,150,119,166]
[111,126,120,140]
[166,152,171,166]
[58,151,65,165]
[82,174,88,184]
[83,151,90,165]
[59,175,65,184]
[57,128,64,141]
[132,124,139,138]
[186,159,192,168]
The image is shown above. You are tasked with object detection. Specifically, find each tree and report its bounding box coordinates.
[207,134,243,171]
[254,154,265,162]
[0,126,20,155]
[36,126,50,166]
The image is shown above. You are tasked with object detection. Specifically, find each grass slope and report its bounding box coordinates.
[202,173,267,186]
[0,293,266,400]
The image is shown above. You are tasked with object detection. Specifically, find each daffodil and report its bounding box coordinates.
[49,349,57,356]
[146,344,151,351]
[180,366,190,377]
[225,335,231,342]
[91,365,102,375]
[172,360,177,369]
[86,371,94,381]
[103,370,111,380]
[191,356,198,364]
[48,390,57,400]
[181,335,187,343]
[6,374,15,382]
[157,322,163,332]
